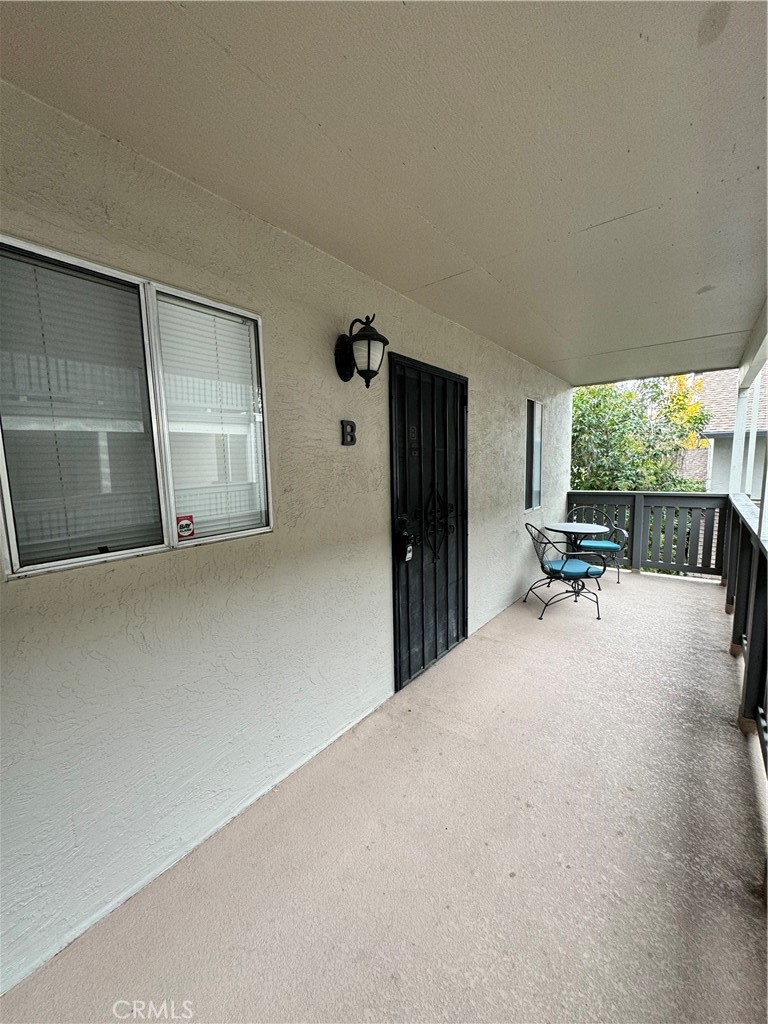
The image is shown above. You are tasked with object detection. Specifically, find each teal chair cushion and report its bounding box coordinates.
[579,539,622,552]
[544,557,603,579]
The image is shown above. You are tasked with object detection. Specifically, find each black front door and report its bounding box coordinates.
[389,354,468,690]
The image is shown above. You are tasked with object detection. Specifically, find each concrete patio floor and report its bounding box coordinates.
[1,572,766,1024]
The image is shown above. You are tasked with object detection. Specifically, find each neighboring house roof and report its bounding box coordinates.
[699,367,768,435]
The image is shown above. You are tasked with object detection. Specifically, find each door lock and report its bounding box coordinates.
[394,515,415,563]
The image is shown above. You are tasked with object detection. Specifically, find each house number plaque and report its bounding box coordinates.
[340,420,357,446]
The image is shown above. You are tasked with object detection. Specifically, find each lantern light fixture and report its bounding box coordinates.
[335,314,389,388]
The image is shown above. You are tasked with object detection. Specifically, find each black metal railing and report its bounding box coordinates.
[567,490,729,575]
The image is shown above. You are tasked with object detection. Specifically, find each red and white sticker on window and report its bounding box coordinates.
[176,514,195,541]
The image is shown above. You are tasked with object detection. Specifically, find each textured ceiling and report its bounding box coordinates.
[1,1,765,384]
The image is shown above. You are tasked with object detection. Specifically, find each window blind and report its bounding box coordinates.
[157,295,268,540]
[0,249,163,566]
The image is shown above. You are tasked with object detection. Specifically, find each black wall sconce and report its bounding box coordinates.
[335,314,389,389]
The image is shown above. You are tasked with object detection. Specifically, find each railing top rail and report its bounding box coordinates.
[730,493,765,554]
[568,490,729,500]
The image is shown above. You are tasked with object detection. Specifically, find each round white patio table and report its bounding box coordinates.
[545,522,610,550]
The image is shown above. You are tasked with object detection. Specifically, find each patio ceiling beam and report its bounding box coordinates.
[739,299,767,391]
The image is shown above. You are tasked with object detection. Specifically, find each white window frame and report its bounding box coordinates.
[524,397,543,512]
[0,236,273,579]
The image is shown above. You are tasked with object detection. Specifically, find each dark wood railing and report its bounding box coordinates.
[568,489,767,768]
[567,490,729,575]
[723,495,767,766]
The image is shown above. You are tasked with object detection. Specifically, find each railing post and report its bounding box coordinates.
[725,505,741,613]
[738,546,767,736]
[729,528,753,656]
[720,500,732,587]
[630,492,644,572]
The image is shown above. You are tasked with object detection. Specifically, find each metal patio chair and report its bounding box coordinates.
[524,523,607,620]
[567,505,628,583]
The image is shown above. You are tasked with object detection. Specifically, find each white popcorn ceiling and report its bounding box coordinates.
[0,0,765,385]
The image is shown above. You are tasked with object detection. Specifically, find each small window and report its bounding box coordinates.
[525,399,542,511]
[0,239,272,577]
[156,294,269,540]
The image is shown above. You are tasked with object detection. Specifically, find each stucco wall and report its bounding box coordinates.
[0,83,572,993]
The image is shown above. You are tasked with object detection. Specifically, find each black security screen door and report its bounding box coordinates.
[389,354,468,690]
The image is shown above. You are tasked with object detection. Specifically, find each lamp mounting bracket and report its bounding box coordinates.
[335,334,356,382]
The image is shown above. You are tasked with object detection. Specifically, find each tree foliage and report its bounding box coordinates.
[571,375,710,491]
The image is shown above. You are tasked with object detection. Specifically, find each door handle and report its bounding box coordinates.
[394,515,415,563]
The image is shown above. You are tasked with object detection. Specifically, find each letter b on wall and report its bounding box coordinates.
[340,420,356,446]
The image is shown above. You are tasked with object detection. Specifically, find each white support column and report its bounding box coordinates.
[728,386,750,494]
[705,437,714,491]
[759,449,768,542]
[744,371,761,495]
